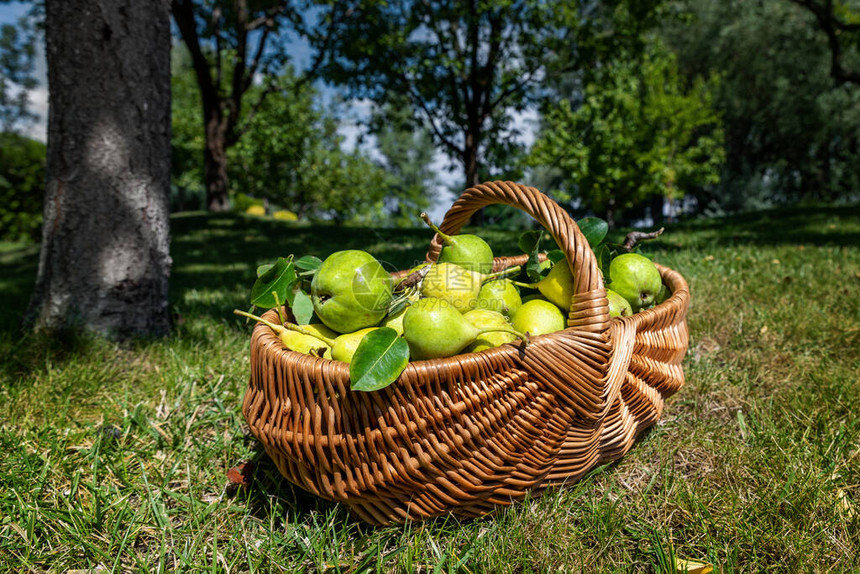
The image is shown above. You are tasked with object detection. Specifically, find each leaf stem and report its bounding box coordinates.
[510,280,539,290]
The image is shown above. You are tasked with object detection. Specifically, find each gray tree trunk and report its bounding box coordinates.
[27,0,172,337]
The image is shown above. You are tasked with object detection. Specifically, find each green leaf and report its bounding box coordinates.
[349,328,410,392]
[546,249,565,264]
[295,255,323,273]
[518,230,542,255]
[526,256,543,283]
[250,257,296,308]
[256,263,274,278]
[518,230,544,283]
[597,244,613,278]
[578,217,609,248]
[287,286,315,325]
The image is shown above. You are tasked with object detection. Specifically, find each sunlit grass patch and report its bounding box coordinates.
[0,204,858,571]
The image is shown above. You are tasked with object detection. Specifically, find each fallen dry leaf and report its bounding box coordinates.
[837,488,857,520]
[226,461,255,487]
[675,557,714,574]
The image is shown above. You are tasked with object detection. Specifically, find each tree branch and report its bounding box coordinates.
[402,71,464,157]
[229,0,249,130]
[622,228,664,251]
[171,0,218,113]
[231,79,279,144]
[243,23,272,94]
[212,6,223,91]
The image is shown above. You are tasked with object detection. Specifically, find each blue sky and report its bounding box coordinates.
[1,1,48,141]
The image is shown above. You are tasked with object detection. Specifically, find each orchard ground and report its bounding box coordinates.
[0,204,858,571]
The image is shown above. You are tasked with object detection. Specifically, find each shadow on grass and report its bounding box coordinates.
[2,203,857,360]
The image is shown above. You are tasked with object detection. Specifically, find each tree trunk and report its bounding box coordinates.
[27,0,172,337]
[605,198,617,229]
[463,135,481,190]
[204,114,231,212]
[464,131,484,225]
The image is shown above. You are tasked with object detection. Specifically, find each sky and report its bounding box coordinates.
[1,2,48,142]
[0,3,539,221]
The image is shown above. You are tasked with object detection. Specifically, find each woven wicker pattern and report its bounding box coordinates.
[242,181,689,524]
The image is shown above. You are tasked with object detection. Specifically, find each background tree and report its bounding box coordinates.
[0,14,37,133]
[170,0,349,212]
[0,132,45,241]
[229,84,390,223]
[663,0,860,210]
[371,98,438,227]
[319,0,570,191]
[787,0,860,84]
[171,43,390,223]
[531,37,723,226]
[26,0,172,337]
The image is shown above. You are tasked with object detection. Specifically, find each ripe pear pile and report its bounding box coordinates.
[239,216,672,366]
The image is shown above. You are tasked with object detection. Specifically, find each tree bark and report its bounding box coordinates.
[204,115,231,212]
[27,0,172,337]
[463,134,481,190]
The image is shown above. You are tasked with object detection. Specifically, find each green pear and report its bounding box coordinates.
[521,293,548,304]
[381,306,408,335]
[421,213,494,274]
[536,260,575,310]
[311,250,393,333]
[403,298,526,360]
[281,331,332,357]
[331,327,378,363]
[511,299,567,337]
[304,323,340,340]
[512,259,575,311]
[606,253,662,312]
[233,310,335,357]
[475,279,522,318]
[606,289,633,318]
[420,262,482,312]
[463,309,517,352]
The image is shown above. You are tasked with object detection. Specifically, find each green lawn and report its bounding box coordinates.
[1,205,859,572]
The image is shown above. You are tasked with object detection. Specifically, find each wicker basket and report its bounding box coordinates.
[242,181,689,525]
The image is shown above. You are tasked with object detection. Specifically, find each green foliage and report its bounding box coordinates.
[232,192,263,213]
[171,45,388,224]
[318,0,571,186]
[0,131,45,241]
[663,0,860,210]
[170,44,206,211]
[371,99,438,227]
[531,37,724,223]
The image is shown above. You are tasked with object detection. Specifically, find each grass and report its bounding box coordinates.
[0,204,859,572]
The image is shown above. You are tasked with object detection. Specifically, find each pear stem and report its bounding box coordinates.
[420,212,453,245]
[233,309,337,346]
[476,326,530,346]
[482,265,521,282]
[510,280,539,290]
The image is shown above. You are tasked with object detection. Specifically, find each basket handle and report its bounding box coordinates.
[426,181,609,333]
